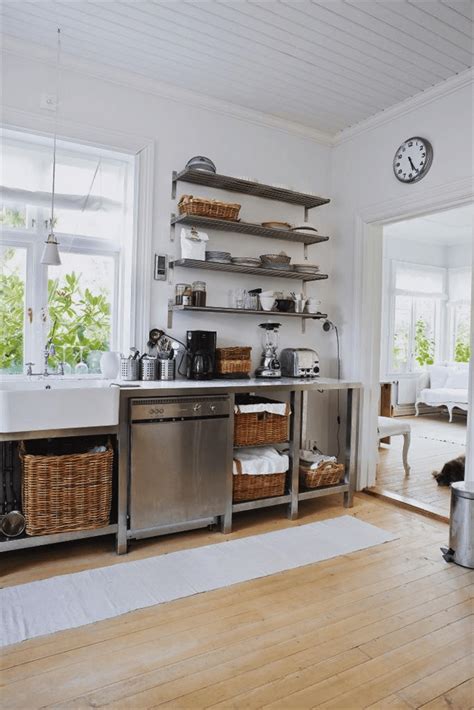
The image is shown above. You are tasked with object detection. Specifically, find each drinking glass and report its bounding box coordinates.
[234,288,247,309]
[75,346,89,375]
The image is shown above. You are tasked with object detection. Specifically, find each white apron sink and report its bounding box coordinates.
[0,379,120,433]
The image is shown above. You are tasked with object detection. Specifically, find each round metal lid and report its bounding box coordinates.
[451,481,474,500]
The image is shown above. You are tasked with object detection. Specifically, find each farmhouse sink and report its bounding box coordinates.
[0,378,120,433]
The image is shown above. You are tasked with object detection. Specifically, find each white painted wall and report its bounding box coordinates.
[2,50,336,451]
[330,76,473,482]
[330,80,473,375]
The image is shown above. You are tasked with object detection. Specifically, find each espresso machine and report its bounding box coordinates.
[186,330,216,380]
[255,322,282,378]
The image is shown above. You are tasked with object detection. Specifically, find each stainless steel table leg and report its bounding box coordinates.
[288,390,302,520]
[221,393,235,534]
[116,396,129,554]
[344,388,359,508]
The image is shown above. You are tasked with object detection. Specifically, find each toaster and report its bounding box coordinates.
[280,348,320,378]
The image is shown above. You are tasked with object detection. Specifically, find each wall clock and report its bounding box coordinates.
[393,137,433,183]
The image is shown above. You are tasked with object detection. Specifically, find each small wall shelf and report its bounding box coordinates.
[171,214,329,245]
[170,258,328,282]
[172,169,330,210]
[167,304,327,328]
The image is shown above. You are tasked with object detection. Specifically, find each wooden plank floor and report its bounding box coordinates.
[374,414,467,519]
[1,494,472,709]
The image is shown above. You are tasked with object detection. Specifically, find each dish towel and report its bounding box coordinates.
[233,446,289,475]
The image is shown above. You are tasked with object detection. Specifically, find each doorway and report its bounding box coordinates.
[373,205,471,518]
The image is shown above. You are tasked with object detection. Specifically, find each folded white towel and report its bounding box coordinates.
[233,446,289,475]
[234,403,288,416]
[300,449,337,469]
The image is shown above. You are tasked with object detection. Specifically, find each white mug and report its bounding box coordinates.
[306,298,321,314]
[100,351,120,379]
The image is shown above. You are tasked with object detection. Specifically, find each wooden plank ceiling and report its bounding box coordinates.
[2,0,472,135]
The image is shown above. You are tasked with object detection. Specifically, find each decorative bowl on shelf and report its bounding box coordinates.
[260,252,291,269]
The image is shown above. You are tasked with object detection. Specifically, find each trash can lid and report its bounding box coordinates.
[451,481,474,500]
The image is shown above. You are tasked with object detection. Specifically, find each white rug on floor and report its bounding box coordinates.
[1,516,397,647]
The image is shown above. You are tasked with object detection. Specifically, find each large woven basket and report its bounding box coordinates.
[179,194,241,221]
[233,460,287,502]
[234,395,290,447]
[20,442,113,536]
[299,461,344,489]
[216,347,252,377]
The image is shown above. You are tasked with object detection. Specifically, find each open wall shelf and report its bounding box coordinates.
[170,258,328,282]
[171,214,329,245]
[167,303,327,327]
[172,169,330,210]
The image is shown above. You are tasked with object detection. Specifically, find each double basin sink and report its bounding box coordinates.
[0,378,121,433]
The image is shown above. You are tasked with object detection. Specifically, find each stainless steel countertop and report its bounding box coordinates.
[114,377,362,396]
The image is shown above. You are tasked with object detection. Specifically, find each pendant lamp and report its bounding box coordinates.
[41,28,62,266]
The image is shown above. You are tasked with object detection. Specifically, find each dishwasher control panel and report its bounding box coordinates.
[130,395,230,421]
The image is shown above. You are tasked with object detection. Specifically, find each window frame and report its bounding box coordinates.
[0,126,144,374]
[386,260,448,376]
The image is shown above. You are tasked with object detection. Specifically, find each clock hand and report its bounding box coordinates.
[408,157,416,171]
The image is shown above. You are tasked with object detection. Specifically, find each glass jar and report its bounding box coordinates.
[175,283,190,305]
[182,284,193,306]
[192,281,207,307]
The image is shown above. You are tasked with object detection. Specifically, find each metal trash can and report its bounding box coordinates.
[441,481,474,569]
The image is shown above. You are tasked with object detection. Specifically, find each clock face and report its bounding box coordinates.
[393,137,433,183]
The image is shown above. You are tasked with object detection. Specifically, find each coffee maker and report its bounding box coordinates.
[255,322,282,378]
[186,330,216,380]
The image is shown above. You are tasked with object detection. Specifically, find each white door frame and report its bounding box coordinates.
[351,177,473,488]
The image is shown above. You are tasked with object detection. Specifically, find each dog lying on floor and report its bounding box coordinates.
[432,455,465,485]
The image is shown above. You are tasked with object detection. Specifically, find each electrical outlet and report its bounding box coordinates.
[40,93,58,111]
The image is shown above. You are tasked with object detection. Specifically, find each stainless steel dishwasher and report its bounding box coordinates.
[129,395,231,539]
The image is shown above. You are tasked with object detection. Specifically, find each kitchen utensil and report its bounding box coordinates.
[0,443,25,538]
[275,298,294,312]
[185,156,216,173]
[290,224,319,234]
[255,322,282,378]
[292,264,320,274]
[186,330,216,380]
[120,356,139,381]
[259,296,276,311]
[261,221,292,230]
[140,355,158,381]
[305,298,321,314]
[260,252,291,268]
[293,298,307,314]
[231,257,261,267]
[158,359,176,380]
[280,348,320,378]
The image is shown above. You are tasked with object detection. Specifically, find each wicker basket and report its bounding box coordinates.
[233,460,287,502]
[234,395,290,447]
[216,347,252,377]
[299,461,344,489]
[179,195,241,221]
[20,441,113,536]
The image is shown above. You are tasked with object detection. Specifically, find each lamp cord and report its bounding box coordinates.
[50,28,61,237]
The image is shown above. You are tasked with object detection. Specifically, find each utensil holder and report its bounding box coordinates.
[140,358,158,381]
[159,360,175,380]
[120,358,139,381]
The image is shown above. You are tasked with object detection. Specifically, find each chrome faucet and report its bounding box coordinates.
[25,321,64,377]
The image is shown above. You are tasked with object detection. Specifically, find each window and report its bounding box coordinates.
[448,267,471,363]
[0,129,135,374]
[389,262,446,374]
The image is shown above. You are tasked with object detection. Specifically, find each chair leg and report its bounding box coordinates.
[402,432,411,476]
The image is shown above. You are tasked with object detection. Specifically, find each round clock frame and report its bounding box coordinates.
[393,136,433,184]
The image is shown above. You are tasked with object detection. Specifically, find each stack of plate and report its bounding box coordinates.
[231,256,261,267]
[206,251,232,263]
[291,263,320,274]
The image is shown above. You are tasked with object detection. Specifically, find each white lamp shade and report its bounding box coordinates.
[40,238,61,266]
